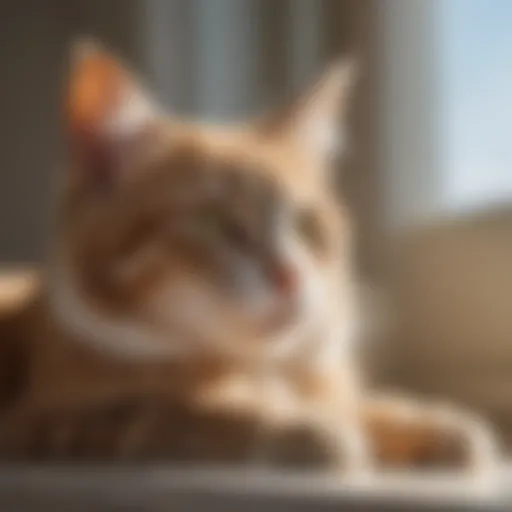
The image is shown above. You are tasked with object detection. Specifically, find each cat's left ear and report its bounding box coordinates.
[257,59,358,162]
[66,40,163,183]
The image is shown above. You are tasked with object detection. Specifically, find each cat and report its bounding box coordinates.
[0,41,499,473]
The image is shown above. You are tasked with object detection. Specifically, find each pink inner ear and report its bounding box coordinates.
[78,121,169,194]
[71,122,159,189]
[66,46,159,186]
[72,126,118,188]
[69,96,163,190]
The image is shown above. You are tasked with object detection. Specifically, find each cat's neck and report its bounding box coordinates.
[48,262,203,362]
[48,261,308,367]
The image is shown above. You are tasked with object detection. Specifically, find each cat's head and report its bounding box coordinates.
[53,41,357,361]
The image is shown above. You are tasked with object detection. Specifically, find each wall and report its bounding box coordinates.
[0,0,145,262]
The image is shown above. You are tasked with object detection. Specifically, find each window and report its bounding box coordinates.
[442,0,512,211]
[381,0,512,228]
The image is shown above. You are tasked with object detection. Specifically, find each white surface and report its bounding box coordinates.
[0,466,505,506]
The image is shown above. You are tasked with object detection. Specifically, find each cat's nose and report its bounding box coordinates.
[271,263,299,297]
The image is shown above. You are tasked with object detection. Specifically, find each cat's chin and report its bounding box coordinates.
[189,306,311,362]
[250,312,318,360]
[249,298,300,336]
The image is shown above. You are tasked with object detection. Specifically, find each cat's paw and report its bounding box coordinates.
[413,405,499,473]
[366,395,500,474]
[261,416,371,474]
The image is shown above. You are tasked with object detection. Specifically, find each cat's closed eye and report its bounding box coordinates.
[184,213,223,238]
[295,208,326,250]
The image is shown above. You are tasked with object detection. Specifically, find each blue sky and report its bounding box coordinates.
[442,0,512,207]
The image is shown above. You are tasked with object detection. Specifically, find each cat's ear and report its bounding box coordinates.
[257,59,358,162]
[66,40,163,184]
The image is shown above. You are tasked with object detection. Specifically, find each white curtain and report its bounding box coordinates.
[144,0,327,119]
[378,0,443,230]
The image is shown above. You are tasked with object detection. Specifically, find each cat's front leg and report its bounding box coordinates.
[0,393,367,471]
[256,368,372,474]
[258,412,371,474]
[0,396,265,463]
[362,393,500,473]
[194,371,372,473]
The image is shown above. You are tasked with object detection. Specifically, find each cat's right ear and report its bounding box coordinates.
[255,59,358,165]
[66,40,164,185]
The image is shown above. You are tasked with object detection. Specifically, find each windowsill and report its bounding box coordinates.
[0,465,507,511]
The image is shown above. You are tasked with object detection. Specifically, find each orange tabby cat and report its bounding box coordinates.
[0,42,499,472]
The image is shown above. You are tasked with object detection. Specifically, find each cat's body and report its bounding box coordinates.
[0,268,364,466]
[0,43,499,472]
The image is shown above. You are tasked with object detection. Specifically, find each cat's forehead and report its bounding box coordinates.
[154,123,322,202]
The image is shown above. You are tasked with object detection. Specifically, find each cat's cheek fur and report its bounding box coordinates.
[266,236,330,357]
[141,237,330,361]
[50,263,184,360]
